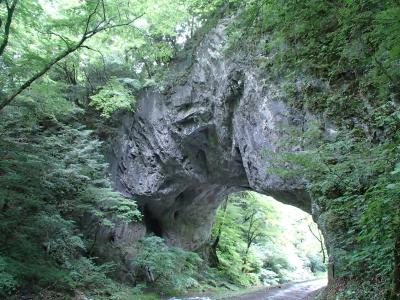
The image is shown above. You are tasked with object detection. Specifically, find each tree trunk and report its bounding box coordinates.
[392,235,400,299]
[241,242,251,272]
[308,224,326,263]
[209,197,229,267]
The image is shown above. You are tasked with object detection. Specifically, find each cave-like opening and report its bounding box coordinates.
[143,204,163,237]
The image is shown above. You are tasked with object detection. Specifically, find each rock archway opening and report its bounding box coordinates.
[209,191,328,285]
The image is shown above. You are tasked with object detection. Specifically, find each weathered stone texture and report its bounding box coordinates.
[111,21,313,250]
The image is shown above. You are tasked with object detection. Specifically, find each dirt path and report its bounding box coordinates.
[168,279,327,300]
[220,279,327,300]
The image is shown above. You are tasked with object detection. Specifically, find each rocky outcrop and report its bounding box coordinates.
[111,20,316,250]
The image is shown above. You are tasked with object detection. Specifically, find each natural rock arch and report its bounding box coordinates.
[110,20,328,250]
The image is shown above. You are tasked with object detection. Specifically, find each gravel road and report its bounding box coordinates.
[221,279,327,300]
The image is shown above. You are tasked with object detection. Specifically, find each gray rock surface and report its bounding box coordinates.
[111,20,313,250]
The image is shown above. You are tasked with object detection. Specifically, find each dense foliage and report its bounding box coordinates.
[226,0,400,298]
[0,0,224,112]
[0,0,224,298]
[0,97,142,298]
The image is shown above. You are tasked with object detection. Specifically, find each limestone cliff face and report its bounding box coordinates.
[111,20,316,250]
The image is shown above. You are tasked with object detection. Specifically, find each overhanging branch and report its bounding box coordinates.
[0,0,144,111]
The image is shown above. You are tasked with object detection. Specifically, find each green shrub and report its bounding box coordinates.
[132,236,203,293]
[0,256,17,297]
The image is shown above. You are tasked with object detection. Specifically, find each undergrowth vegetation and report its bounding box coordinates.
[132,236,203,294]
[0,98,142,299]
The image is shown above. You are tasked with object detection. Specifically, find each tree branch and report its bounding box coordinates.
[80,45,107,76]
[84,0,101,36]
[0,0,18,57]
[308,224,326,263]
[0,43,82,110]
[0,2,144,111]
[35,29,72,49]
[308,224,321,242]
